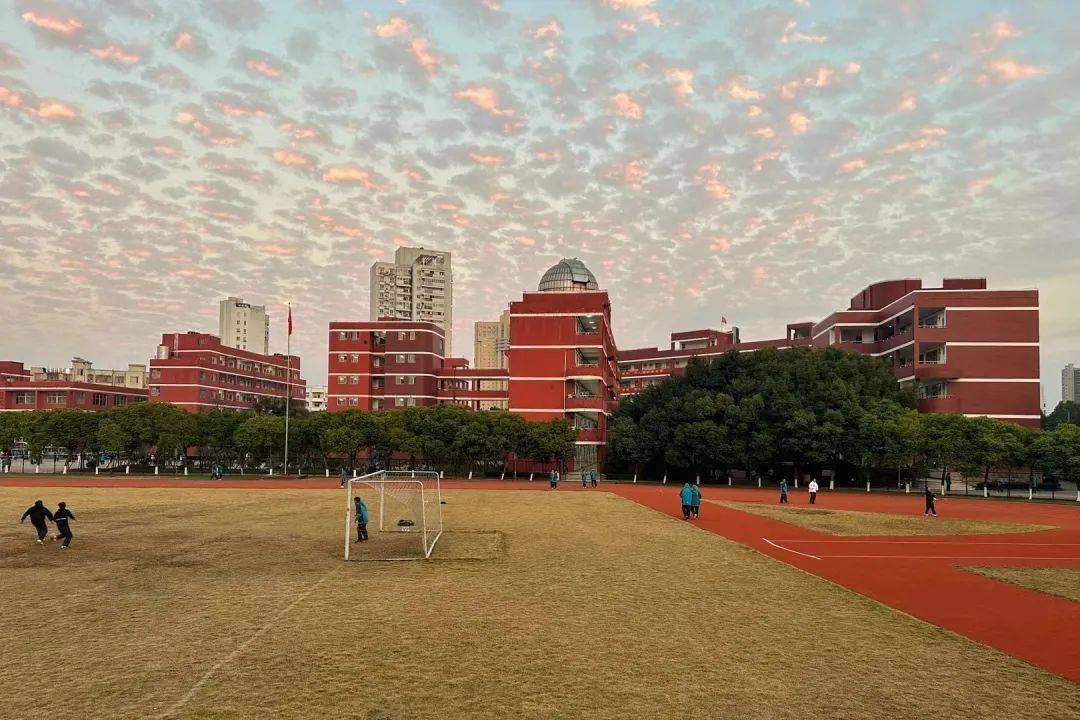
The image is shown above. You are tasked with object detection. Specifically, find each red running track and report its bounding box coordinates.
[611,485,1080,684]
[3,475,1079,682]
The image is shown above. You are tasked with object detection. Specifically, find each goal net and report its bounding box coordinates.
[344,470,443,560]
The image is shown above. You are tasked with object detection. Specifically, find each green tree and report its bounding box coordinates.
[234,415,285,470]
[1044,400,1080,431]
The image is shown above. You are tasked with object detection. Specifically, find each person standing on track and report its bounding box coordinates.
[340,466,349,488]
[354,496,369,542]
[20,500,54,544]
[808,478,819,505]
[924,486,938,517]
[581,471,588,489]
[590,470,598,488]
[679,482,693,520]
[690,483,701,519]
[52,501,75,549]
[779,478,789,504]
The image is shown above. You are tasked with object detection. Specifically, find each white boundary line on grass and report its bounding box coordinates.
[762,537,821,560]
[155,566,340,719]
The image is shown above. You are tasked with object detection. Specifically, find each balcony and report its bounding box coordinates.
[915,362,953,380]
[574,428,603,443]
[566,394,605,412]
[918,396,961,413]
[566,365,604,379]
[877,327,913,353]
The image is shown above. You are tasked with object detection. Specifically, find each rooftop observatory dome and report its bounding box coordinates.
[537,258,599,292]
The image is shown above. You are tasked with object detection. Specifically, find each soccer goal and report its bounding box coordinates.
[344,470,443,560]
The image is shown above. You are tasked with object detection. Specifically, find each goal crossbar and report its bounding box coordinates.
[344,470,443,560]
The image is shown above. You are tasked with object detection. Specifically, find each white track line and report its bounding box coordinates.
[773,540,1080,546]
[762,537,821,560]
[816,555,1080,561]
[156,566,340,719]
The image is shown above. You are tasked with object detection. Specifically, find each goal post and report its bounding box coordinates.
[344,470,443,560]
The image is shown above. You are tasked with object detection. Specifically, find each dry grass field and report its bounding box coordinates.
[716,500,1054,536]
[1,487,1076,720]
[966,567,1080,603]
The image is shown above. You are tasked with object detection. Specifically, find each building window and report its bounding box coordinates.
[338,331,347,340]
[409,331,416,340]
[14,392,34,405]
[151,387,161,397]
[395,398,405,407]
[350,376,359,385]
[151,369,162,379]
[349,397,358,406]
[338,354,346,362]
[46,392,66,404]
[92,393,107,406]
[75,393,86,404]
[337,397,345,406]
[349,354,359,363]
[114,396,128,407]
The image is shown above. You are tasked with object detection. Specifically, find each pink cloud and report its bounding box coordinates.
[609,160,646,189]
[90,45,141,65]
[837,158,867,175]
[273,149,311,167]
[920,126,948,137]
[896,92,917,111]
[259,244,299,256]
[696,163,731,200]
[469,152,505,165]
[514,235,536,246]
[375,16,411,38]
[535,149,561,162]
[788,112,809,134]
[174,32,193,50]
[409,37,441,78]
[32,99,79,120]
[985,58,1045,82]
[753,150,780,172]
[610,92,643,119]
[664,67,694,103]
[710,237,731,252]
[21,11,83,36]
[322,164,379,188]
[752,266,768,285]
[533,20,561,40]
[781,20,828,44]
[845,61,861,74]
[454,86,514,116]
[967,177,993,195]
[246,59,284,79]
[724,76,763,100]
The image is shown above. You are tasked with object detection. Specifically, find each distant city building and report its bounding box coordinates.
[326,320,507,412]
[149,332,303,413]
[1063,364,1080,404]
[370,246,453,354]
[306,385,328,412]
[219,296,270,355]
[620,277,1041,427]
[30,357,147,389]
[1,361,147,412]
[473,309,510,370]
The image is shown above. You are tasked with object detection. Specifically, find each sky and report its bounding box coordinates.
[1,0,1079,406]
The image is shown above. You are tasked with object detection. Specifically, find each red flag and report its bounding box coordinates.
[287,305,293,336]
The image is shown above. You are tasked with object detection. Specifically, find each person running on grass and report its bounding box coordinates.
[808,478,819,505]
[690,482,701,519]
[52,501,75,549]
[679,482,693,520]
[779,478,789,504]
[354,496,369,542]
[924,486,938,517]
[20,500,54,545]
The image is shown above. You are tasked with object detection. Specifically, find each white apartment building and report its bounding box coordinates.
[474,309,510,370]
[370,247,453,354]
[219,296,270,355]
[306,385,328,412]
[1063,363,1080,404]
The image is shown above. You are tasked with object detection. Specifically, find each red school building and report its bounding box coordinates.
[148,332,305,412]
[0,361,148,411]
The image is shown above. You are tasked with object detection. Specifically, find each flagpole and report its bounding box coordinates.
[284,302,292,477]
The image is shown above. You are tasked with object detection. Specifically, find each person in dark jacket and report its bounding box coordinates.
[679,482,693,520]
[924,487,938,517]
[20,500,54,544]
[354,496,369,542]
[779,479,789,504]
[52,502,75,548]
[590,470,598,488]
